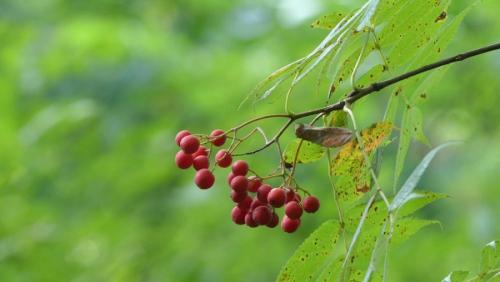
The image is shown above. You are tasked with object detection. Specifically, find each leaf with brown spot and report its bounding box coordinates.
[329,122,392,206]
[277,220,340,282]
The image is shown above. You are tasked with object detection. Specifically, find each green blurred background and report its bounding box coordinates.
[0,0,498,281]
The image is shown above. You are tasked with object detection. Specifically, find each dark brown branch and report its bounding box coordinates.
[235,42,500,155]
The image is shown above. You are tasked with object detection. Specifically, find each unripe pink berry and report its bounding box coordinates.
[245,213,258,228]
[230,176,248,194]
[231,190,248,203]
[232,160,249,176]
[180,135,200,154]
[266,213,279,228]
[267,188,286,208]
[252,206,272,225]
[210,129,226,147]
[175,151,193,169]
[192,155,209,170]
[281,216,301,233]
[257,184,272,203]
[231,206,246,225]
[194,169,215,189]
[247,176,262,193]
[215,150,232,168]
[303,196,320,213]
[175,130,191,146]
[285,201,303,219]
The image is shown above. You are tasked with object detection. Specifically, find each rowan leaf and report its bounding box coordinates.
[391,142,460,212]
[330,122,392,206]
[283,139,326,165]
[277,220,341,282]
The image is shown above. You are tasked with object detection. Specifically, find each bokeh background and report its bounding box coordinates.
[0,0,499,281]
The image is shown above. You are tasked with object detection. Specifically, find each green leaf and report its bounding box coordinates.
[330,122,392,206]
[390,142,460,212]
[245,59,304,104]
[277,220,340,282]
[311,12,349,30]
[442,271,470,282]
[283,139,326,164]
[410,106,430,145]
[325,111,348,127]
[377,0,451,69]
[391,217,439,244]
[393,105,430,188]
[344,191,446,232]
[480,241,499,277]
[356,0,380,31]
[397,191,448,218]
[316,216,435,281]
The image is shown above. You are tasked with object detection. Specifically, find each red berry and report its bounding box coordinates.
[257,184,272,203]
[215,150,232,167]
[266,213,279,228]
[175,151,193,169]
[210,129,226,146]
[175,130,191,146]
[303,196,320,213]
[252,206,272,225]
[193,155,209,170]
[192,146,208,158]
[281,216,301,233]
[231,190,248,203]
[194,169,215,189]
[267,188,286,208]
[250,198,266,210]
[227,172,236,186]
[180,135,200,154]
[285,201,303,219]
[231,206,246,225]
[230,176,248,193]
[245,213,258,228]
[247,176,262,193]
[232,160,249,176]
[237,196,252,210]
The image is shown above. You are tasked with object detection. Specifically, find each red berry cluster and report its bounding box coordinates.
[174,129,228,189]
[227,160,320,233]
[175,129,321,233]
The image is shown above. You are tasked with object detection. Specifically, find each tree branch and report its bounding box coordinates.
[235,42,500,155]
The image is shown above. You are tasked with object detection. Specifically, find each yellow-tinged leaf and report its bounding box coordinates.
[330,122,392,205]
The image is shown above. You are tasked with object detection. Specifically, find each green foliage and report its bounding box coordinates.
[277,220,341,282]
[443,241,499,282]
[391,1,476,187]
[283,139,326,164]
[390,142,459,212]
[479,241,499,280]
